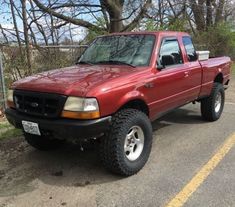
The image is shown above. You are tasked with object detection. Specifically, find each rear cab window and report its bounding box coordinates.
[158,37,184,68]
[182,36,198,62]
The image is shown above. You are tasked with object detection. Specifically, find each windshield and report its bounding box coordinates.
[79,34,156,67]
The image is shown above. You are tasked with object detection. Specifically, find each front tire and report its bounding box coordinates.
[24,133,64,151]
[201,83,225,121]
[100,109,152,176]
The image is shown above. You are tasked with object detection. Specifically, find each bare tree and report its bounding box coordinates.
[28,0,49,45]
[188,0,234,31]
[32,0,152,33]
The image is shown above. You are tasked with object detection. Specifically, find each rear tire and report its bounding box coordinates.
[201,83,225,121]
[99,109,152,176]
[24,133,64,151]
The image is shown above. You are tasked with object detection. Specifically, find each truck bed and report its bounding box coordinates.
[199,56,231,97]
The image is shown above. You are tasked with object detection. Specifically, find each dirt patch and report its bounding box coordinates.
[0,136,36,196]
[0,135,119,206]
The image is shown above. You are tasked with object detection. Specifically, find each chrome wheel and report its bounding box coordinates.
[215,92,222,113]
[124,126,144,161]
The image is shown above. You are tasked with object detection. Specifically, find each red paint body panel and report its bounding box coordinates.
[11,31,232,121]
[12,65,139,96]
[199,57,231,97]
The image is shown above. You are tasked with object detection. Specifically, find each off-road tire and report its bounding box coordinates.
[100,109,152,176]
[24,133,64,151]
[201,82,225,121]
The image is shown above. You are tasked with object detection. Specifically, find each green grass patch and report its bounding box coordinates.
[0,121,22,140]
[0,128,22,140]
[0,122,11,130]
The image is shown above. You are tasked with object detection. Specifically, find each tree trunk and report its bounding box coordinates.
[9,0,23,56]
[158,0,164,28]
[109,12,123,32]
[48,0,57,44]
[21,0,32,75]
[101,0,124,32]
[215,0,225,23]
[190,0,206,31]
[206,0,213,28]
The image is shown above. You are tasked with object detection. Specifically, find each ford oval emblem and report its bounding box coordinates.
[31,102,39,108]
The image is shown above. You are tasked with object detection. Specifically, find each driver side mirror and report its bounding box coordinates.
[157,55,175,70]
[156,60,165,70]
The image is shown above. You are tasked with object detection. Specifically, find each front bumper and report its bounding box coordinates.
[5,108,111,141]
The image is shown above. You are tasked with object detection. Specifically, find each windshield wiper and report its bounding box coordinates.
[94,60,136,68]
[76,60,93,65]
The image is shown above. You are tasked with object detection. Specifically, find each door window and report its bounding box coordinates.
[159,38,183,67]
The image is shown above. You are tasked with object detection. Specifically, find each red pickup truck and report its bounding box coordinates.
[6,31,231,176]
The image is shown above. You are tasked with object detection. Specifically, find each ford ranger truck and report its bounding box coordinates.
[5,31,231,176]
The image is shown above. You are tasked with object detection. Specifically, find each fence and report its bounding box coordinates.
[0,44,87,112]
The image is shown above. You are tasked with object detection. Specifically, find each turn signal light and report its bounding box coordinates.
[61,110,100,119]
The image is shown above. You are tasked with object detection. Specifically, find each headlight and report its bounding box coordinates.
[62,97,100,119]
[7,89,15,108]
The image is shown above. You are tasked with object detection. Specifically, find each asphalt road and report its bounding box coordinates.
[0,85,234,207]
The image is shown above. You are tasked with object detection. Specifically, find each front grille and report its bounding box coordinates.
[13,90,67,118]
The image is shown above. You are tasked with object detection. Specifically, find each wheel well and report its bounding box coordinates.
[119,99,149,116]
[214,73,223,84]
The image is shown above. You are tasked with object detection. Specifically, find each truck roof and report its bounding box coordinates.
[99,31,190,37]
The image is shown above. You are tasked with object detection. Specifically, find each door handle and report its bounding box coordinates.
[184,71,190,77]
[144,82,154,88]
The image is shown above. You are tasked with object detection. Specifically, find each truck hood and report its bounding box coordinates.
[12,65,137,96]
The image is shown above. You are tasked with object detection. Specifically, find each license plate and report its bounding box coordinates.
[22,121,41,136]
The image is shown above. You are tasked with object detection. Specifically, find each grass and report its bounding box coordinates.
[232,63,235,75]
[0,122,10,130]
[0,120,22,140]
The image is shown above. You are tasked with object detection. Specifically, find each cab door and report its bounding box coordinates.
[149,37,194,118]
